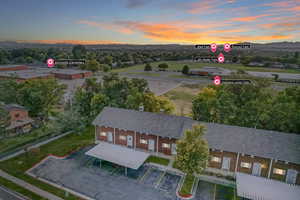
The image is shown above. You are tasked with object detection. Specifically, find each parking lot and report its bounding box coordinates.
[27,147,182,200]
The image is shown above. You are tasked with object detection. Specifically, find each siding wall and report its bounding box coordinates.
[95,125,300,185]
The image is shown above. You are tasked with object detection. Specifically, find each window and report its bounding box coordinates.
[140,139,148,144]
[162,143,170,148]
[241,162,252,168]
[211,156,221,163]
[15,113,20,118]
[119,135,126,140]
[273,168,286,175]
[100,132,106,136]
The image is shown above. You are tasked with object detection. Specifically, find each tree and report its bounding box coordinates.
[192,87,218,122]
[72,45,87,59]
[0,79,20,104]
[18,79,66,119]
[144,63,152,71]
[158,63,168,71]
[103,55,113,66]
[47,110,86,134]
[174,124,209,175]
[84,59,102,72]
[182,65,189,75]
[0,105,10,138]
[232,56,238,63]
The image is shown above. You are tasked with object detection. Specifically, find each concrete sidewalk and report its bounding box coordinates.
[0,131,72,162]
[0,170,63,200]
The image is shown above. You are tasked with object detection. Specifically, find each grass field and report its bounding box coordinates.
[126,72,161,77]
[163,84,207,116]
[0,127,51,154]
[0,126,94,200]
[146,156,170,166]
[112,61,300,74]
[0,176,46,200]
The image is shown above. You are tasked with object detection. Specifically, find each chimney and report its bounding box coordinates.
[139,105,144,112]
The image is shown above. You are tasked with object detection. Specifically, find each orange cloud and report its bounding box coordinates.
[231,14,270,22]
[16,40,123,45]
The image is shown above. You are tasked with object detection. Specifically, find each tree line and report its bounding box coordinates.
[192,82,300,134]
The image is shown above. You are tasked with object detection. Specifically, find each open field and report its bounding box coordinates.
[0,126,94,200]
[163,83,208,116]
[0,127,51,154]
[112,61,300,74]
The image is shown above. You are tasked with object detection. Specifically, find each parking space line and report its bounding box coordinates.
[139,167,152,183]
[155,170,166,188]
[214,184,216,200]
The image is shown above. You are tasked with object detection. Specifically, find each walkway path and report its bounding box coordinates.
[0,131,72,162]
[0,170,63,200]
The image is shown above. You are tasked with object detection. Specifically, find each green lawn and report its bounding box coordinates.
[112,61,300,74]
[126,72,161,77]
[0,127,51,154]
[179,174,195,196]
[0,176,46,200]
[146,156,170,166]
[0,126,95,200]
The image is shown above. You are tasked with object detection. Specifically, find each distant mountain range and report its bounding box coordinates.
[0,41,300,51]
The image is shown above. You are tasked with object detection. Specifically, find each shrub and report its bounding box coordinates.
[144,63,152,71]
[182,65,190,74]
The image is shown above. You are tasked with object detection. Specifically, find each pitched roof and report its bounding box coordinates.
[93,107,194,139]
[93,107,300,164]
[3,104,27,111]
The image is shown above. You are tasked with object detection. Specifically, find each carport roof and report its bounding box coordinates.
[236,173,300,200]
[85,142,150,169]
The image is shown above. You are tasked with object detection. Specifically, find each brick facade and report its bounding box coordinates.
[95,125,300,185]
[9,109,29,122]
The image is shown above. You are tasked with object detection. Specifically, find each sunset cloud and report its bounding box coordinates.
[231,14,270,22]
[78,19,294,44]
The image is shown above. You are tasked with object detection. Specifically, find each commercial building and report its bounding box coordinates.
[0,70,54,82]
[51,69,92,80]
[91,107,300,186]
[0,65,29,71]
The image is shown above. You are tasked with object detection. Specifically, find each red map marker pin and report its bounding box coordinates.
[47,58,55,68]
[210,43,217,53]
[214,76,221,85]
[224,43,231,52]
[218,53,225,63]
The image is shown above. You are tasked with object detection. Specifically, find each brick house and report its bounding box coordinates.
[92,107,300,186]
[3,104,34,134]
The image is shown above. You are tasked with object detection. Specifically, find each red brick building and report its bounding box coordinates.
[3,104,34,134]
[0,65,29,71]
[93,107,300,186]
[51,69,92,80]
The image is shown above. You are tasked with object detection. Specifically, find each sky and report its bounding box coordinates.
[0,0,300,44]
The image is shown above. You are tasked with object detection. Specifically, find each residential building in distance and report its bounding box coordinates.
[3,104,34,134]
[92,107,300,186]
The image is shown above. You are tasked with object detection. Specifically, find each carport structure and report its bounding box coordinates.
[236,173,300,200]
[85,142,150,175]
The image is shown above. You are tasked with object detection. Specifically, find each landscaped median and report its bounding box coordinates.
[0,126,94,200]
[146,155,170,166]
[177,174,196,199]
